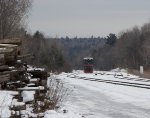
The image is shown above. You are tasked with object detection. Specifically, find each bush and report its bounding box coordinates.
[32,75,69,114]
[46,75,69,109]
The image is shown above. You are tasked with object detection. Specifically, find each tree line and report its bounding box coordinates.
[1,0,150,72]
[92,23,150,71]
[22,31,71,72]
[0,0,32,39]
[52,23,150,71]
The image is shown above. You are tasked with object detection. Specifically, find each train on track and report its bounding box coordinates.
[83,57,94,73]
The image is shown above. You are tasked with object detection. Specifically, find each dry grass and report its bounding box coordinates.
[32,75,69,114]
[128,68,150,79]
[46,75,69,109]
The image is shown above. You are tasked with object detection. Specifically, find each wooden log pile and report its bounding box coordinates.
[0,73,10,81]
[0,64,10,89]
[0,38,22,45]
[0,39,21,87]
[0,38,49,87]
[10,104,26,111]
[0,38,29,89]
[0,38,49,93]
[0,38,50,117]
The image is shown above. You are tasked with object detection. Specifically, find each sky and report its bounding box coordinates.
[28,0,150,37]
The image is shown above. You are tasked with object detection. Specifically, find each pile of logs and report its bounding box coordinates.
[0,38,22,89]
[0,65,10,82]
[0,38,50,117]
[0,38,49,87]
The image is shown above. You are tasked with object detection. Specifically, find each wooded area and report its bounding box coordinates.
[0,0,150,72]
[20,22,150,72]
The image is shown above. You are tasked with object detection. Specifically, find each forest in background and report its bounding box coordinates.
[23,22,150,72]
[1,0,150,72]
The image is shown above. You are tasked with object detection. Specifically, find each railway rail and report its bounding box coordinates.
[70,75,150,89]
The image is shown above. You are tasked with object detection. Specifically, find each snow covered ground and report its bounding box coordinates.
[0,91,18,117]
[1,69,150,118]
[53,70,150,118]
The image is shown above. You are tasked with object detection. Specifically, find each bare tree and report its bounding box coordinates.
[0,0,32,39]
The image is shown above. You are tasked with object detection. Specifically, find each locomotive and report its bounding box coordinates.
[83,57,93,73]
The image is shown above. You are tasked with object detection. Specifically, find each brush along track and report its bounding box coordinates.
[76,77,150,89]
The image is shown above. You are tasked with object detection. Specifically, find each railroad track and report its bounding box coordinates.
[76,76,150,89]
[115,76,150,82]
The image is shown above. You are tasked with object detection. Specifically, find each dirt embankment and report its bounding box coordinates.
[128,69,150,79]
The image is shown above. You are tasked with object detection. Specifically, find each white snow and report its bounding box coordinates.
[1,69,150,118]
[27,65,45,71]
[27,83,35,86]
[0,91,18,117]
[18,86,45,90]
[21,91,35,102]
[30,78,40,82]
[12,99,25,106]
[83,57,93,60]
[72,71,150,85]
[44,110,82,118]
[54,70,150,118]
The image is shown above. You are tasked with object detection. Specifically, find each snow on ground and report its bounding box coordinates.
[69,70,150,85]
[0,91,18,117]
[54,70,150,118]
[22,91,35,102]
[27,65,45,71]
[0,90,36,117]
[1,69,150,118]
[44,110,82,118]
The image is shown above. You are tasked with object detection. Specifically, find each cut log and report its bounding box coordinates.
[0,71,10,75]
[0,45,18,65]
[17,54,34,59]
[17,86,45,91]
[0,47,15,54]
[5,55,16,62]
[41,80,47,86]
[0,74,10,82]
[10,104,26,111]
[0,44,18,48]
[0,54,5,65]
[27,70,48,80]
[0,38,22,45]
[0,65,9,71]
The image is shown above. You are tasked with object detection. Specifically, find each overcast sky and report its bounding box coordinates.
[28,0,150,37]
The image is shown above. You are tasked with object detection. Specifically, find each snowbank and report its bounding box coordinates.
[55,71,150,118]
[0,91,18,117]
[22,91,35,102]
[44,110,82,118]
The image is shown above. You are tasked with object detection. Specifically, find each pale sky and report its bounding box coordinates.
[28,0,150,37]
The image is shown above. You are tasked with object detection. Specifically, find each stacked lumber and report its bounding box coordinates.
[0,38,50,117]
[0,53,5,65]
[27,68,49,86]
[0,38,22,45]
[0,64,10,85]
[0,70,10,83]
[10,104,26,111]
[0,65,9,71]
[0,38,49,89]
[0,38,22,89]
[0,44,18,64]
